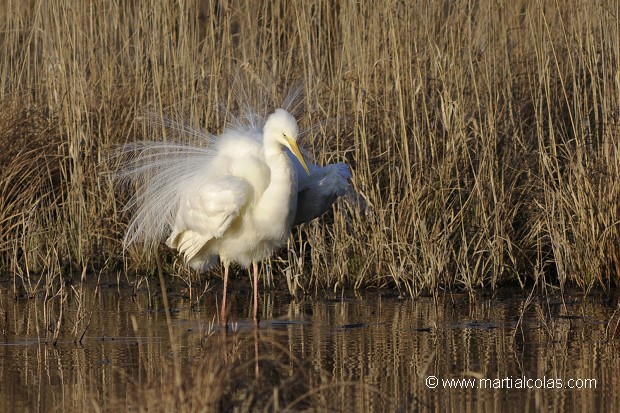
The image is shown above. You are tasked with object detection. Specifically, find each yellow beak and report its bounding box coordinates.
[286,137,310,175]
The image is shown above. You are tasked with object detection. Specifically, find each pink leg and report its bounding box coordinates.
[253,323,260,377]
[253,261,260,324]
[220,263,229,326]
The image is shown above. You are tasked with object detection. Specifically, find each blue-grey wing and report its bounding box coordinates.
[291,156,352,225]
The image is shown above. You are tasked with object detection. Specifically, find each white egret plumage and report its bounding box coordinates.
[115,104,351,325]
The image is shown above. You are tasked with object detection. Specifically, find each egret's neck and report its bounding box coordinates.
[254,138,297,236]
[262,136,285,161]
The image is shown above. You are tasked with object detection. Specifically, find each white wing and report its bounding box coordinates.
[113,114,219,250]
[166,176,250,261]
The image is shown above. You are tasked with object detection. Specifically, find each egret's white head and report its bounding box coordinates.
[264,109,310,175]
[265,108,299,143]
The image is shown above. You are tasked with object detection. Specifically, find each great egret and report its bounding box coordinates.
[115,107,351,324]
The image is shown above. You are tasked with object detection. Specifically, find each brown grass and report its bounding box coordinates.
[0,0,618,296]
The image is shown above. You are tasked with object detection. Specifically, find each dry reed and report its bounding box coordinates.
[0,0,618,298]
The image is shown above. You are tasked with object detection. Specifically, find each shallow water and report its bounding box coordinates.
[0,275,618,411]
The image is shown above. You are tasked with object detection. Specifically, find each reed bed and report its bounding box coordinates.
[0,0,618,296]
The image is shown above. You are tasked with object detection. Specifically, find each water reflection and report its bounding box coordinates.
[0,277,617,411]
